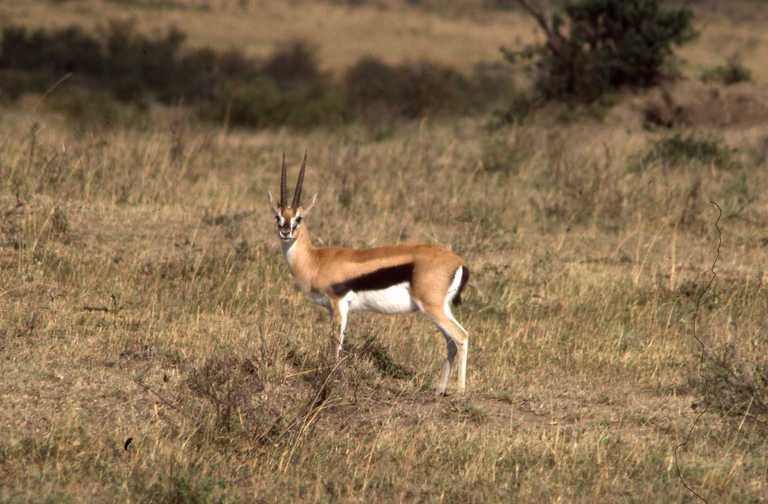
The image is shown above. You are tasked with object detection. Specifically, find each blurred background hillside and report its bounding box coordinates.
[1,0,767,132]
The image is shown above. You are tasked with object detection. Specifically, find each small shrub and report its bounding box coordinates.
[700,58,752,85]
[344,57,472,118]
[491,93,540,125]
[48,87,143,129]
[344,56,409,117]
[0,25,102,75]
[50,206,70,241]
[262,40,322,86]
[207,78,348,129]
[0,69,52,101]
[693,341,768,433]
[178,47,259,101]
[399,61,471,117]
[351,336,414,379]
[467,62,516,108]
[634,133,738,171]
[185,355,265,435]
[752,135,768,166]
[641,87,686,129]
[130,466,222,504]
[481,129,536,174]
[100,19,188,101]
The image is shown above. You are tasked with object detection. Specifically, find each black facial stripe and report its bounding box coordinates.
[331,263,414,296]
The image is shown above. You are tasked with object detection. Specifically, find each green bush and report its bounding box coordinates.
[0,69,52,101]
[344,57,473,118]
[692,338,768,434]
[0,21,259,104]
[262,40,322,86]
[634,133,738,171]
[207,78,348,129]
[0,21,512,129]
[506,0,696,102]
[48,87,144,130]
[398,61,471,118]
[0,25,102,75]
[701,58,752,85]
[345,57,409,116]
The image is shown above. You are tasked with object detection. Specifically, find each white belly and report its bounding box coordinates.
[347,282,418,314]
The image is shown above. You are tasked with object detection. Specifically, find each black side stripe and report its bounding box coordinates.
[331,263,414,296]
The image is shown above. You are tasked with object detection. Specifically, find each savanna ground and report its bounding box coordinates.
[2,0,768,502]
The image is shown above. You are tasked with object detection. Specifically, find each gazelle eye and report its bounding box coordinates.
[275,216,280,222]
[295,216,303,224]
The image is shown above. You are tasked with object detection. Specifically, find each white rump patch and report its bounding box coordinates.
[446,267,463,303]
[443,268,468,336]
[347,282,418,314]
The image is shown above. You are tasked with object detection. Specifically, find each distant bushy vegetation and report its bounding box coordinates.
[505,0,696,104]
[701,57,752,85]
[0,22,513,129]
[635,133,738,171]
[345,57,490,119]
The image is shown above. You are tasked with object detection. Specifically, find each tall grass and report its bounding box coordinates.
[2,106,768,501]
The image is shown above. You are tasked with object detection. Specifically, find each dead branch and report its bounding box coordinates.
[515,0,564,56]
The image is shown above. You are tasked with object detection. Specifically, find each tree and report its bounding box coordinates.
[507,0,696,102]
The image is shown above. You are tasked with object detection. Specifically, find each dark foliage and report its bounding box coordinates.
[506,0,696,102]
[634,133,738,171]
[700,58,752,85]
[185,355,265,434]
[695,342,768,432]
[262,40,322,85]
[0,21,511,129]
[345,57,409,116]
[345,57,493,119]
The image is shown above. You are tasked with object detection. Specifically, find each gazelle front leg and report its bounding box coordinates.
[328,296,350,360]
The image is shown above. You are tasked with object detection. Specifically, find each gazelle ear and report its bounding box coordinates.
[302,193,318,214]
[267,191,280,216]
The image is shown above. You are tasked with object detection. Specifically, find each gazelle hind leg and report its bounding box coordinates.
[437,329,458,395]
[444,302,468,393]
[424,305,468,395]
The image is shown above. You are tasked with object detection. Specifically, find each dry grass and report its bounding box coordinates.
[2,1,768,502]
[2,106,768,501]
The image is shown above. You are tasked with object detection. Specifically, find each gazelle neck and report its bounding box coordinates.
[281,224,317,291]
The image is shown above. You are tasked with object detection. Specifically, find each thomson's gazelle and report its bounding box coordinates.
[268,153,471,394]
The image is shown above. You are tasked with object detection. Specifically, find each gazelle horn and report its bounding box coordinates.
[292,150,308,208]
[280,152,287,208]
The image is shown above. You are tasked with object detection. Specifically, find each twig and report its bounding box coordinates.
[32,73,72,115]
[277,355,348,472]
[691,201,722,365]
[674,410,708,503]
[81,294,121,314]
[514,0,564,56]
[82,305,111,313]
[673,200,722,504]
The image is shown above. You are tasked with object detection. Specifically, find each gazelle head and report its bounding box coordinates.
[268,151,317,243]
